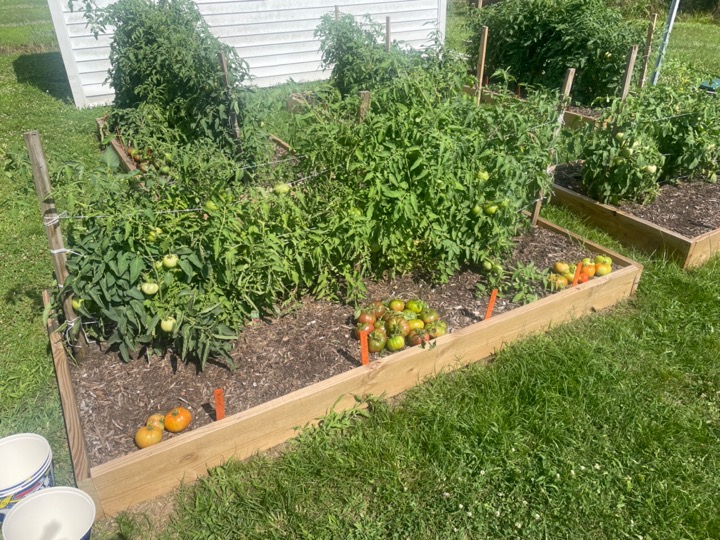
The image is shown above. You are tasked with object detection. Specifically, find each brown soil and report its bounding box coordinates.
[553,162,720,238]
[69,225,598,467]
[566,105,603,119]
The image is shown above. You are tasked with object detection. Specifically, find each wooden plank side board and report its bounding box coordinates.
[42,221,641,516]
[549,184,720,268]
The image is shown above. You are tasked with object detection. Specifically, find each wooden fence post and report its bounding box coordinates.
[620,45,639,101]
[358,90,371,122]
[218,52,241,141]
[385,16,391,52]
[24,131,86,357]
[475,26,489,106]
[531,68,575,226]
[638,14,658,89]
[334,5,339,21]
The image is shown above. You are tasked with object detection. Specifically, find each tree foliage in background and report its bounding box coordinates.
[467,0,645,105]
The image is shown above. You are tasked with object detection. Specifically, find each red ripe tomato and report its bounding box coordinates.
[388,299,405,312]
[367,330,387,353]
[578,272,590,284]
[386,335,405,352]
[356,310,376,325]
[353,321,374,340]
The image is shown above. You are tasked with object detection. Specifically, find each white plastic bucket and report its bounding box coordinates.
[0,434,54,523]
[2,486,95,540]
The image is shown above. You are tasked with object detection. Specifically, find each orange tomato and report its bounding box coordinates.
[581,264,596,278]
[578,272,590,284]
[165,407,193,433]
[134,425,162,449]
[146,413,165,431]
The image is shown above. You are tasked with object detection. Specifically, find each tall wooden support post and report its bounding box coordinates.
[218,52,241,141]
[638,14,658,89]
[24,131,86,357]
[531,68,575,226]
[385,17,391,52]
[334,5,339,21]
[620,45,639,101]
[475,26,489,106]
[358,90,371,122]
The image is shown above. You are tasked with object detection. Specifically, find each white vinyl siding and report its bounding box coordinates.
[48,0,447,108]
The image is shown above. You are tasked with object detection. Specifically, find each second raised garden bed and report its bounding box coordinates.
[551,182,720,269]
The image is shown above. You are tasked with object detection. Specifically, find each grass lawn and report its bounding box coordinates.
[0,2,719,538]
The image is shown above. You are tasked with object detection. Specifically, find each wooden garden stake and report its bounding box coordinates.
[620,45,639,101]
[484,289,498,320]
[531,68,575,226]
[360,330,369,366]
[334,5,339,21]
[385,17,391,52]
[475,26,489,106]
[639,14,658,89]
[572,261,583,287]
[25,131,86,357]
[214,389,225,420]
[358,90,371,122]
[218,52,241,141]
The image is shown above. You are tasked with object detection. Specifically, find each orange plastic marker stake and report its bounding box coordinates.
[360,330,370,366]
[572,261,583,287]
[484,288,499,320]
[214,388,225,421]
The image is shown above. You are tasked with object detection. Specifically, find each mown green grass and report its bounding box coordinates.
[665,22,720,77]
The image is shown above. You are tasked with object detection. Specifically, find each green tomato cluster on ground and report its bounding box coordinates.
[352,298,447,354]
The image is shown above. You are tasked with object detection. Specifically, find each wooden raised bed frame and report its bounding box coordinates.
[46,218,643,519]
[551,184,720,269]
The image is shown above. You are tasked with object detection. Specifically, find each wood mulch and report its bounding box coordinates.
[69,225,598,467]
[553,162,720,238]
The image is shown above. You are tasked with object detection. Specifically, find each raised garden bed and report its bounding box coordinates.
[47,217,643,519]
[551,165,720,268]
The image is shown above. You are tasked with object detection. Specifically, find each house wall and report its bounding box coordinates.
[47,0,448,108]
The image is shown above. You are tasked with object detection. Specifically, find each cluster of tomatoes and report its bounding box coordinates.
[352,298,447,354]
[126,146,173,175]
[134,406,193,449]
[548,255,613,290]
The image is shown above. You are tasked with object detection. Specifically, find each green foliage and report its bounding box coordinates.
[467,0,645,105]
[78,0,249,150]
[475,262,549,305]
[580,83,719,203]
[581,121,665,204]
[291,79,559,283]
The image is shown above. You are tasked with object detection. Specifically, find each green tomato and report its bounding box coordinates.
[641,164,657,175]
[204,200,219,212]
[483,205,498,216]
[471,204,483,218]
[405,299,426,314]
[386,335,405,352]
[147,227,162,242]
[620,147,633,158]
[71,298,84,311]
[141,282,159,296]
[476,171,490,182]
[614,132,625,141]
[153,260,164,270]
[160,317,176,333]
[482,261,493,271]
[273,183,291,195]
[163,254,179,269]
[159,165,171,175]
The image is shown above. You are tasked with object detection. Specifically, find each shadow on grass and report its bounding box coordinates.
[12,51,74,103]
[3,284,45,312]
